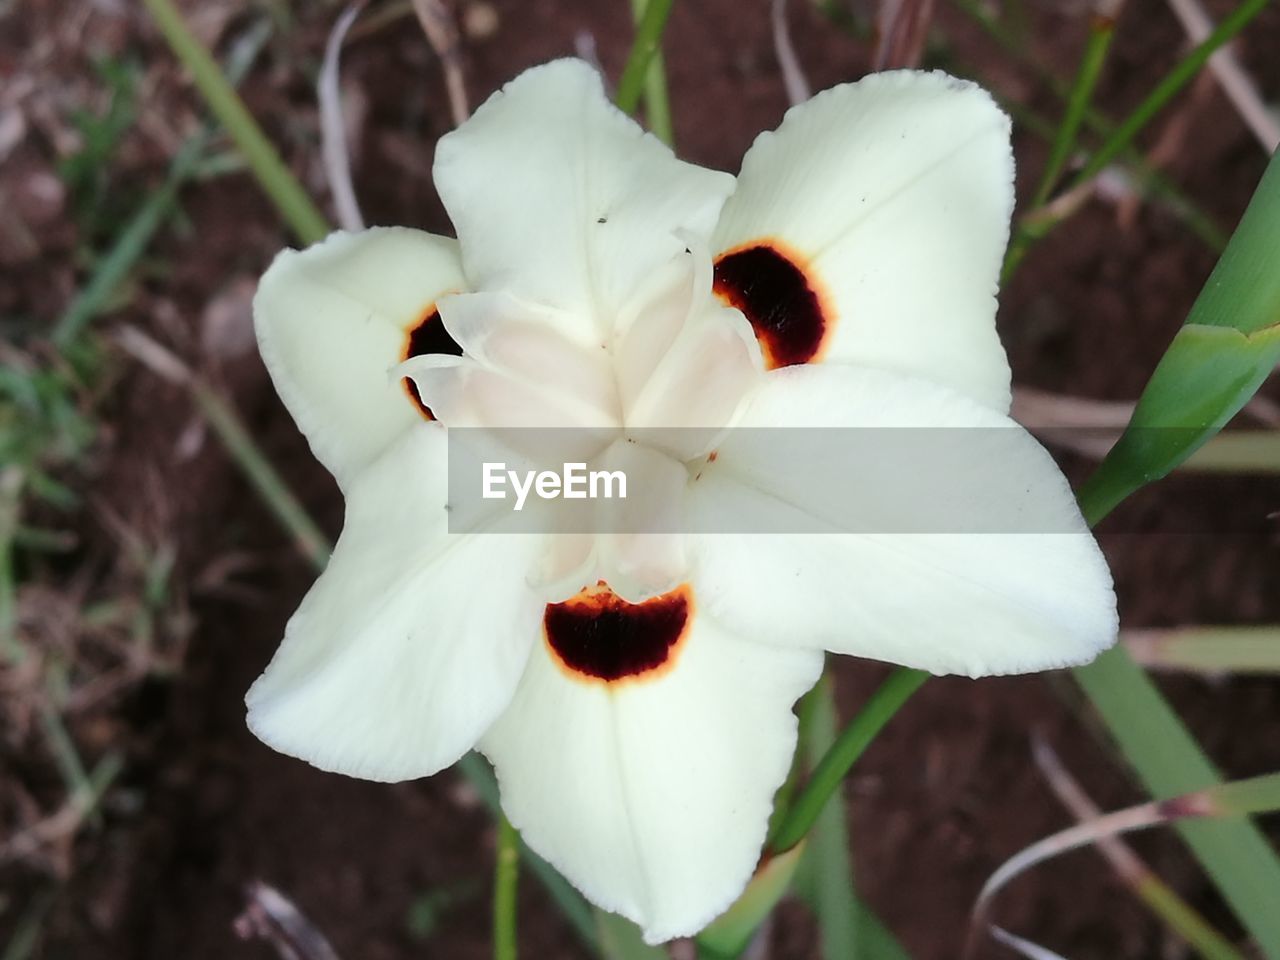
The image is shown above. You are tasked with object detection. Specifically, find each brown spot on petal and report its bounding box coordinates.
[713,241,830,369]
[402,306,463,419]
[545,581,692,684]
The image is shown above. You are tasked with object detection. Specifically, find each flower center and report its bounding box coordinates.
[544,580,692,683]
[713,241,829,368]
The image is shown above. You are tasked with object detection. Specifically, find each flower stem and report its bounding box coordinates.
[768,667,928,854]
[616,0,676,143]
[494,814,520,960]
[141,0,331,246]
[458,754,599,951]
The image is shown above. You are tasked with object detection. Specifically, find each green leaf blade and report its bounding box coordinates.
[1080,322,1280,523]
[1072,142,1280,959]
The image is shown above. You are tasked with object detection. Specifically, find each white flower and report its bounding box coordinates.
[247,60,1117,943]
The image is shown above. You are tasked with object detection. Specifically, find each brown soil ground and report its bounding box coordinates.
[2,0,1279,958]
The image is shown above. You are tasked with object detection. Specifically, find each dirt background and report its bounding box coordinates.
[2,0,1279,958]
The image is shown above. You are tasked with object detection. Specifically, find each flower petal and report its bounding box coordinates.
[591,439,691,602]
[608,245,763,457]
[254,227,466,489]
[482,587,822,943]
[711,70,1014,411]
[433,59,735,340]
[686,364,1117,677]
[246,427,545,781]
[623,303,762,450]
[426,291,622,430]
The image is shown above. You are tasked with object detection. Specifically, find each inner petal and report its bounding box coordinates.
[402,306,464,419]
[712,241,830,369]
[621,303,760,456]
[544,581,692,684]
[415,291,622,434]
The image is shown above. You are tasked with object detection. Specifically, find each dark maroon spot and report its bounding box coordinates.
[402,308,463,419]
[545,582,692,683]
[713,244,828,369]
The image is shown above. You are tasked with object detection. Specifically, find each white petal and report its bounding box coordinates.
[400,347,620,459]
[613,252,702,413]
[254,227,466,488]
[609,246,763,457]
[430,291,621,429]
[686,365,1117,677]
[711,70,1014,411]
[434,59,735,340]
[482,598,822,943]
[246,427,545,781]
[591,438,691,601]
[623,304,762,451]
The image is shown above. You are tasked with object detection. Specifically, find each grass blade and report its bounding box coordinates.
[1139,882,1246,960]
[1080,327,1280,521]
[1003,3,1119,277]
[989,927,1070,960]
[0,468,22,665]
[53,154,187,347]
[971,769,1280,941]
[1126,626,1280,674]
[1,888,57,960]
[953,0,1229,254]
[1079,147,1280,521]
[697,673,915,959]
[625,0,675,145]
[800,680,915,960]
[616,0,676,129]
[697,844,807,958]
[1066,0,1269,196]
[189,382,333,572]
[797,674,860,959]
[1009,0,1270,263]
[142,0,330,245]
[1064,149,1280,957]
[1181,431,1280,473]
[1074,650,1280,956]
[595,910,666,960]
[54,20,273,346]
[1031,4,1118,210]
[1033,737,1245,960]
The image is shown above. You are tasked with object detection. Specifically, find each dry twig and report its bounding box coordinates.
[319,3,367,232]
[771,0,811,107]
[1163,0,1279,150]
[873,0,936,69]
[234,881,343,960]
[411,0,470,126]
